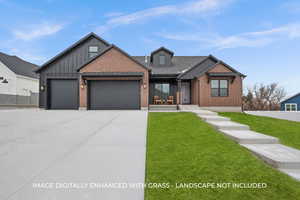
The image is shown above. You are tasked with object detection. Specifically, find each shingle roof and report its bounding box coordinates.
[133,56,208,75]
[77,44,150,72]
[0,52,38,79]
[281,92,300,103]
[150,47,174,57]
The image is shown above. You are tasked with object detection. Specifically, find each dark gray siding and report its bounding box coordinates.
[39,36,109,108]
[151,50,172,66]
[179,58,217,80]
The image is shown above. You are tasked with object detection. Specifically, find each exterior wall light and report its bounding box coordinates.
[80,84,85,89]
[143,83,147,89]
[40,85,45,91]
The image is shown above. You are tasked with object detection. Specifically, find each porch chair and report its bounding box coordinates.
[154,96,163,104]
[167,96,174,105]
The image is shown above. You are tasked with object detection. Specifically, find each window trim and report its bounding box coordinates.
[88,45,99,58]
[285,103,298,111]
[210,79,229,97]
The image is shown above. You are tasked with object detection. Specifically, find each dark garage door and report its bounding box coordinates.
[89,80,140,110]
[48,79,78,109]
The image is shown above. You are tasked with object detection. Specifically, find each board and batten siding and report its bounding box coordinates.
[151,50,172,66]
[39,36,109,107]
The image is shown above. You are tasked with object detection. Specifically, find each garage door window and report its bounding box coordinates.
[285,103,297,111]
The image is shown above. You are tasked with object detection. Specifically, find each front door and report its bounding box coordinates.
[181,82,190,104]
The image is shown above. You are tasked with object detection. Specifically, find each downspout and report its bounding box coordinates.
[241,76,244,113]
[198,78,200,107]
[146,55,150,109]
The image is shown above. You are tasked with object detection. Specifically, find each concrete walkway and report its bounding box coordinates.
[0,110,148,200]
[246,111,300,122]
[180,106,300,181]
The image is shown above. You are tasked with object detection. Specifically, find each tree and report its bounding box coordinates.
[242,83,286,111]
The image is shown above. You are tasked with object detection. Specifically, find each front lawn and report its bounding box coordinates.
[145,112,300,200]
[219,112,300,150]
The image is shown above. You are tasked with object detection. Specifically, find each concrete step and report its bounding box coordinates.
[199,115,230,122]
[193,110,218,116]
[207,121,250,130]
[219,130,279,144]
[279,169,300,181]
[242,144,300,169]
[178,105,201,110]
[149,105,177,111]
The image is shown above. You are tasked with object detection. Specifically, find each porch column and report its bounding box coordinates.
[177,80,182,105]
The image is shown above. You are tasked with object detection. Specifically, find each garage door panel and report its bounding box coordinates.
[49,79,78,109]
[89,80,140,110]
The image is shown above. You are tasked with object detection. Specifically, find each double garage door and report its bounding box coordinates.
[48,79,140,110]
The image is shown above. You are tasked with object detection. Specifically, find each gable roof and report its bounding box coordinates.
[35,32,110,73]
[0,52,38,79]
[150,46,174,58]
[281,92,300,103]
[133,56,207,75]
[177,55,246,79]
[77,44,150,72]
[134,54,246,79]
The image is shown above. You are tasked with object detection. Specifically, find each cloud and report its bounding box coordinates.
[7,48,46,64]
[159,23,300,49]
[13,23,63,41]
[282,1,300,14]
[104,12,124,18]
[97,0,234,33]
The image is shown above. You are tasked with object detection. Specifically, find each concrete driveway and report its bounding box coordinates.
[246,111,300,122]
[0,110,148,200]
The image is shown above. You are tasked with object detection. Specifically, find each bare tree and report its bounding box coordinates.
[242,83,286,111]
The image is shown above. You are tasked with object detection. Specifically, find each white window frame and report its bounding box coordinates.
[88,46,99,58]
[285,103,298,111]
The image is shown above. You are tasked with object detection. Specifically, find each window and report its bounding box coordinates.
[159,55,166,65]
[88,46,99,58]
[154,83,170,101]
[211,80,228,97]
[285,103,297,111]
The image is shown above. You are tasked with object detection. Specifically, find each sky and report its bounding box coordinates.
[0,0,300,95]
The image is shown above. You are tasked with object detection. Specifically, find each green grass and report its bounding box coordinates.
[145,112,300,200]
[219,112,300,150]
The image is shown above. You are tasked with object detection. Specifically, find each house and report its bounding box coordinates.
[35,32,246,111]
[281,93,300,111]
[0,52,39,106]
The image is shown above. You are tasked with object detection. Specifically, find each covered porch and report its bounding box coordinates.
[149,74,192,106]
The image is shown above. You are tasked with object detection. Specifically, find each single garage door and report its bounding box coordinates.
[89,80,140,110]
[48,79,78,109]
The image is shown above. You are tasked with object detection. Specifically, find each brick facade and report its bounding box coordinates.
[79,48,149,108]
[191,64,243,107]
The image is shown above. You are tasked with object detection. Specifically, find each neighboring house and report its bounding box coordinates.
[281,93,300,111]
[35,32,246,111]
[0,52,39,106]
